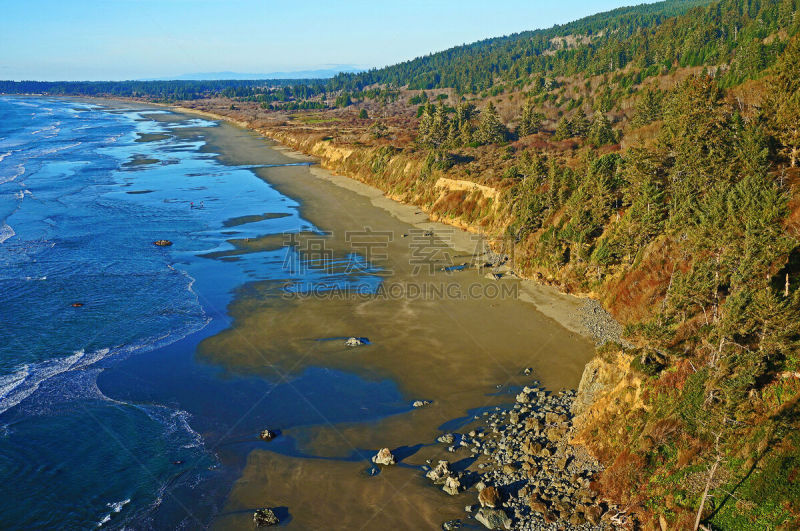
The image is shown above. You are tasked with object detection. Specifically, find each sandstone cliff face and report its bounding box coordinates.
[571,351,646,456]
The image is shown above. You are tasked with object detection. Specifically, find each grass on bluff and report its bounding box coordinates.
[291,114,342,125]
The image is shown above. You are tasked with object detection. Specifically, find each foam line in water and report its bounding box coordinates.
[0,223,15,244]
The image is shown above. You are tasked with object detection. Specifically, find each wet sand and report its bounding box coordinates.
[170,119,596,528]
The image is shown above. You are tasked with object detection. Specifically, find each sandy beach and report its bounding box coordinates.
[158,116,600,529]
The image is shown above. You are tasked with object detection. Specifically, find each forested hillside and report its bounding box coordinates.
[5,0,800,528]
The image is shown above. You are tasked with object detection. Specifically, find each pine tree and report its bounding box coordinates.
[554,116,573,140]
[588,112,617,146]
[430,103,449,147]
[416,102,435,145]
[571,113,591,138]
[476,102,507,145]
[518,98,543,136]
[765,38,800,167]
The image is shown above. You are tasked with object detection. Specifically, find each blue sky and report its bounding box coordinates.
[1,0,654,81]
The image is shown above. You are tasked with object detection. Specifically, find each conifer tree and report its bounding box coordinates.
[518,98,543,136]
[476,102,507,145]
[554,116,573,140]
[416,102,435,145]
[765,38,800,167]
[430,103,449,147]
[588,112,617,146]
[571,113,591,138]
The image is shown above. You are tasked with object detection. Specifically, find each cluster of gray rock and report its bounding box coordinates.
[576,299,625,347]
[433,382,625,530]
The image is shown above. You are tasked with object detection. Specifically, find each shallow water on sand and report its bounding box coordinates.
[0,97,595,529]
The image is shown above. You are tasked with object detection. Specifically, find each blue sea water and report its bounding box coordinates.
[0,97,405,528]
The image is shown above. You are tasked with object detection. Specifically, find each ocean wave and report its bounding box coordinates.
[0,164,25,185]
[0,348,110,416]
[0,151,12,164]
[35,142,82,157]
[96,498,131,527]
[0,290,210,417]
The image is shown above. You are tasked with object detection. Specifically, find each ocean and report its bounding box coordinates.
[0,97,404,528]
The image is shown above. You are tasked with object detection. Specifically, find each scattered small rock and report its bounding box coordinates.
[253,508,279,527]
[153,240,173,246]
[412,400,431,408]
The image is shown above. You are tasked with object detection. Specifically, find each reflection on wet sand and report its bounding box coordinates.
[193,122,595,528]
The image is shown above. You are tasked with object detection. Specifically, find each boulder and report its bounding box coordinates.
[253,508,279,527]
[371,447,396,466]
[443,475,461,495]
[442,520,462,530]
[259,429,277,442]
[345,337,367,347]
[412,400,431,408]
[478,486,501,508]
[426,460,451,483]
[153,240,173,246]
[474,507,511,530]
[437,433,455,444]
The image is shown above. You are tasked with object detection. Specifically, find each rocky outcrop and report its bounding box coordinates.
[571,350,645,442]
[478,486,501,508]
[475,507,512,530]
[345,337,368,347]
[253,508,279,527]
[259,429,277,442]
[371,447,396,466]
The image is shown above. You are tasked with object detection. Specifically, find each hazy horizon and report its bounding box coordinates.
[1,0,659,82]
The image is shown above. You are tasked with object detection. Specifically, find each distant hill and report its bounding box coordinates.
[150,66,363,81]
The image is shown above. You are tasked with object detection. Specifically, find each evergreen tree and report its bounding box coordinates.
[416,102,435,145]
[476,102,507,145]
[631,87,663,127]
[554,116,573,140]
[430,103,449,147]
[765,38,800,167]
[571,113,591,138]
[518,98,543,136]
[588,112,617,146]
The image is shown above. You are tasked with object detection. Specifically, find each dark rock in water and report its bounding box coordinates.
[259,429,277,441]
[153,240,173,247]
[371,447,396,465]
[442,519,462,530]
[345,337,368,347]
[474,507,511,530]
[71,302,84,308]
[172,460,184,465]
[253,508,279,527]
[412,399,431,408]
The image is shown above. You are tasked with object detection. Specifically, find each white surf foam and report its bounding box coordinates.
[0,223,15,244]
[96,498,131,527]
[0,348,109,415]
[0,163,25,185]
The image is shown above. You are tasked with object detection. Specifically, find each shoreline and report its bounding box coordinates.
[167,103,612,345]
[173,106,605,528]
[21,95,610,528]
